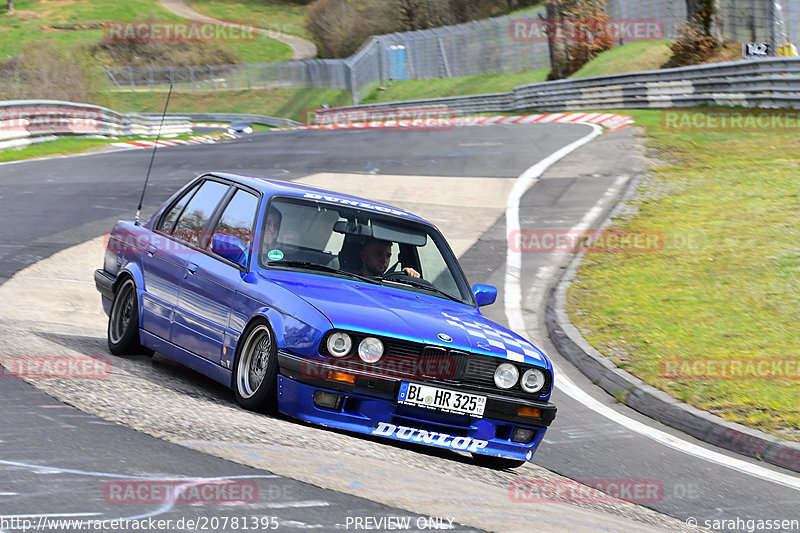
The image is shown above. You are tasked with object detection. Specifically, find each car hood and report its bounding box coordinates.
[262,270,549,368]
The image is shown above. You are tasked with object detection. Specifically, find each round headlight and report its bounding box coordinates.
[327,332,352,358]
[521,368,546,394]
[358,337,384,363]
[494,363,519,389]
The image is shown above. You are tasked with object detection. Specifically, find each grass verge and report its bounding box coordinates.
[569,41,673,79]
[567,108,800,441]
[362,69,550,104]
[91,88,351,123]
[0,131,230,163]
[1,136,139,163]
[1,0,291,64]
[185,0,310,40]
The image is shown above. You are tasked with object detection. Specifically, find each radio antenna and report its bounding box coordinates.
[135,83,173,226]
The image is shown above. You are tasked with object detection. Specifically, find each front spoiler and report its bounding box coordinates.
[277,374,550,462]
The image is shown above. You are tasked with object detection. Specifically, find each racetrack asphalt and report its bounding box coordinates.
[0,125,797,532]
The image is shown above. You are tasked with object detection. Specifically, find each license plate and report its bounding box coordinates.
[398,382,486,417]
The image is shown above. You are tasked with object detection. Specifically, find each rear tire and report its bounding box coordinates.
[234,320,279,413]
[471,453,526,470]
[107,278,143,355]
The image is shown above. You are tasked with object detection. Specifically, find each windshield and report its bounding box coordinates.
[259,196,474,304]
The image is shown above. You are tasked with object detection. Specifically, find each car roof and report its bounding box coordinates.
[208,172,431,225]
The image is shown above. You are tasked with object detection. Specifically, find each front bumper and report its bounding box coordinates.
[94,269,116,300]
[277,354,556,462]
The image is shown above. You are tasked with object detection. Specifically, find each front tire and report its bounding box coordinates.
[471,453,526,470]
[234,320,278,413]
[107,278,143,355]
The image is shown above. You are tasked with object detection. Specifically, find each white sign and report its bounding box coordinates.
[743,42,770,59]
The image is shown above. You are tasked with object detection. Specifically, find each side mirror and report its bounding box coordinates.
[211,234,248,268]
[472,284,497,307]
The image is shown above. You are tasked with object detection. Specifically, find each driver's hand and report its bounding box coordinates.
[402,267,421,278]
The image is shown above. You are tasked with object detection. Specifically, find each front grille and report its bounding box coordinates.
[318,330,552,398]
[465,356,499,386]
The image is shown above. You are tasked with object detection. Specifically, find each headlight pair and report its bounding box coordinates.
[326,332,384,363]
[494,363,547,394]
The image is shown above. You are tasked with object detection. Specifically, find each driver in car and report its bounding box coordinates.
[360,239,421,278]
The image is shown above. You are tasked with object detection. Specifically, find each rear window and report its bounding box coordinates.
[172,180,230,247]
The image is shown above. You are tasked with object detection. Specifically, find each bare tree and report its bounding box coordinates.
[8,0,14,14]
[685,0,723,43]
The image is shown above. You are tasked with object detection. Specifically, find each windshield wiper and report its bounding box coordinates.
[267,261,378,284]
[380,276,464,303]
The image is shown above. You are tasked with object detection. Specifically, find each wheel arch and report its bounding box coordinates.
[114,264,146,324]
[230,308,285,389]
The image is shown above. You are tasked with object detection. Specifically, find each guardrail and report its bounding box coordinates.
[0,100,192,151]
[141,112,301,129]
[314,58,800,120]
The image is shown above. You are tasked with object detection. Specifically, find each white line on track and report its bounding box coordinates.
[262,500,331,508]
[504,123,603,333]
[503,125,800,491]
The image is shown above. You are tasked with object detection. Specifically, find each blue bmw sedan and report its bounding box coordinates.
[95,173,556,469]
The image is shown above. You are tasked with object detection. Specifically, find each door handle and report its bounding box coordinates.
[185,263,198,279]
[147,245,157,256]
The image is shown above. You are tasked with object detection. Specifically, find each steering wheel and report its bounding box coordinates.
[382,270,435,288]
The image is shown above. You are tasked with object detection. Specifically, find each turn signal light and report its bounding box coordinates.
[518,406,542,419]
[326,371,356,384]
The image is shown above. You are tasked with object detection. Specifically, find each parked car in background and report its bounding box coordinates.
[228,121,253,135]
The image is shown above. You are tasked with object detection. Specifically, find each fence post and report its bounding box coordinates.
[129,66,135,92]
[347,61,358,105]
[462,25,471,76]
[508,16,520,72]
[476,21,488,74]
[104,67,123,91]
[376,37,386,85]
[190,66,195,92]
[494,18,504,73]
[148,67,154,90]
[769,0,778,56]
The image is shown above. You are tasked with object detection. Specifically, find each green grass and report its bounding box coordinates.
[0,0,179,57]
[359,41,681,104]
[92,88,351,123]
[362,69,550,104]
[0,0,291,64]
[569,41,673,78]
[185,0,310,40]
[1,136,140,163]
[567,109,800,441]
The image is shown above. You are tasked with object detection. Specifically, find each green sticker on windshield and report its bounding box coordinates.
[267,249,284,261]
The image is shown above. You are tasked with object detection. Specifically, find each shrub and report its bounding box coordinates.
[0,41,101,102]
[662,23,717,68]
[91,41,241,67]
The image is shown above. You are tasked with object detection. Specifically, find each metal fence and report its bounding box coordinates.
[104,60,350,93]
[315,58,800,116]
[105,0,800,104]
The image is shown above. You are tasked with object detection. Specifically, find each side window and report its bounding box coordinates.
[159,181,201,233]
[209,189,259,250]
[173,181,230,247]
